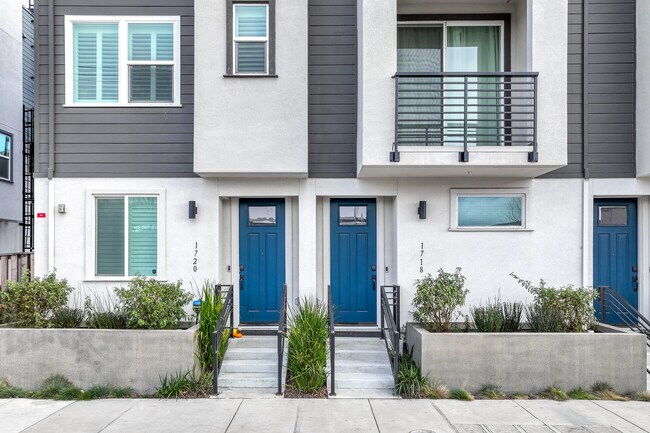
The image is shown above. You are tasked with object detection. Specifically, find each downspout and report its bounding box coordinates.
[47,0,55,272]
[581,0,590,287]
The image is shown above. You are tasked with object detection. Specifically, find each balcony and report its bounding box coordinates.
[391,72,538,164]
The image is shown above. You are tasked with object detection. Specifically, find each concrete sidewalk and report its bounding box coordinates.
[0,398,648,433]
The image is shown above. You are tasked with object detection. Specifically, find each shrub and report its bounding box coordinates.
[450,388,473,401]
[568,387,595,400]
[33,375,83,400]
[51,307,85,328]
[471,300,504,332]
[84,295,128,329]
[156,369,212,399]
[115,277,192,329]
[630,391,650,402]
[592,382,628,401]
[479,383,504,399]
[541,387,568,401]
[195,281,229,373]
[286,298,329,393]
[425,381,449,399]
[525,304,563,332]
[413,268,468,332]
[0,379,29,398]
[512,274,597,332]
[501,301,523,332]
[0,271,73,328]
[395,350,429,398]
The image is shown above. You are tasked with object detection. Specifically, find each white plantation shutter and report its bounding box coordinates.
[73,23,118,103]
[96,198,125,276]
[128,197,158,276]
[128,23,174,102]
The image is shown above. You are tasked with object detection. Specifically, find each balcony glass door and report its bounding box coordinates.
[397,22,503,147]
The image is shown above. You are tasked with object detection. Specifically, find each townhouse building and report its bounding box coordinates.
[32,0,646,331]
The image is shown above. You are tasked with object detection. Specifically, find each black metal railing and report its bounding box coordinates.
[327,284,336,396]
[392,72,539,164]
[212,284,234,395]
[277,284,288,395]
[380,285,400,394]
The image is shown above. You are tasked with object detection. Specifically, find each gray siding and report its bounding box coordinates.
[23,7,35,110]
[35,0,194,178]
[548,0,635,178]
[308,0,357,178]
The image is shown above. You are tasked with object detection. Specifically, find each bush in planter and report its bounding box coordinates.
[195,281,229,373]
[512,273,597,332]
[412,268,468,332]
[51,307,85,328]
[470,300,504,332]
[0,271,73,328]
[115,277,192,329]
[84,295,128,329]
[286,298,329,393]
[525,303,563,332]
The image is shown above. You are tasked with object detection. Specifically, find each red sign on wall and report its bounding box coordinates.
[37,213,46,218]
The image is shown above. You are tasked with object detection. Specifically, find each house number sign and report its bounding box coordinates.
[419,242,424,274]
[193,242,198,272]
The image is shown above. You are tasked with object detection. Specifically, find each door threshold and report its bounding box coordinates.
[334,325,381,338]
[238,325,278,336]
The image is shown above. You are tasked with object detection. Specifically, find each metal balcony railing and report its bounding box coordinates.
[391,72,539,164]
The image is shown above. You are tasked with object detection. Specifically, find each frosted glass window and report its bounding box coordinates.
[339,206,367,226]
[457,195,524,228]
[249,206,276,226]
[599,206,627,226]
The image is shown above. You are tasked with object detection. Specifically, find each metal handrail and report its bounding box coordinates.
[277,284,288,395]
[391,71,539,163]
[212,284,234,395]
[380,285,400,394]
[327,284,336,396]
[598,285,650,374]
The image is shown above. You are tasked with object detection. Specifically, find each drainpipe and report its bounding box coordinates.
[47,0,55,272]
[582,179,590,288]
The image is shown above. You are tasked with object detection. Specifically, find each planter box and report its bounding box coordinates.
[0,325,199,393]
[406,323,647,394]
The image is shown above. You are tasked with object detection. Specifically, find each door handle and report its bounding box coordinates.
[372,275,376,291]
[239,274,244,290]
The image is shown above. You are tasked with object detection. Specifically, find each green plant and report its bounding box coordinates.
[512,273,597,332]
[155,369,212,399]
[629,391,650,402]
[501,301,523,332]
[413,268,468,332]
[195,281,228,373]
[286,298,329,393]
[425,380,449,399]
[568,387,595,400]
[0,379,30,398]
[84,384,136,399]
[510,393,529,400]
[450,388,473,401]
[471,301,504,332]
[115,277,192,329]
[395,351,429,398]
[1,271,73,328]
[51,307,85,328]
[591,382,628,401]
[479,383,504,399]
[525,303,563,332]
[541,387,568,401]
[33,375,83,400]
[84,295,128,329]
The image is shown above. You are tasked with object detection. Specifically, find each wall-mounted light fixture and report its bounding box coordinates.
[189,201,198,219]
[418,201,426,219]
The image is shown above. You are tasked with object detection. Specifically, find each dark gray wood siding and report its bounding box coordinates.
[23,7,35,110]
[308,0,357,178]
[547,0,635,178]
[34,0,194,178]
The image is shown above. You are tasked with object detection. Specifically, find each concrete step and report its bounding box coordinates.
[228,336,278,349]
[335,349,388,363]
[329,388,397,399]
[223,347,276,361]
[334,337,385,349]
[335,360,393,375]
[335,373,394,389]
[220,360,276,374]
[218,372,280,388]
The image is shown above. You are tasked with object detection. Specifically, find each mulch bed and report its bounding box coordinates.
[283,376,328,399]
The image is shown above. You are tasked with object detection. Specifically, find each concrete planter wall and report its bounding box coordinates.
[406,323,647,394]
[0,325,199,393]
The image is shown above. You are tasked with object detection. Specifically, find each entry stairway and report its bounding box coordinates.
[328,336,396,398]
[216,335,285,398]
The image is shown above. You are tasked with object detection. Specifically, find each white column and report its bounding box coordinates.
[298,179,317,299]
[33,178,50,276]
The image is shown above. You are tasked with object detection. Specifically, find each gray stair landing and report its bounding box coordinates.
[329,336,397,399]
[216,336,286,399]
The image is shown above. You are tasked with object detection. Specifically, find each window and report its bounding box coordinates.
[226,1,276,76]
[0,131,11,182]
[451,190,527,230]
[339,206,367,226]
[95,195,159,277]
[248,206,276,226]
[598,206,627,227]
[65,16,181,106]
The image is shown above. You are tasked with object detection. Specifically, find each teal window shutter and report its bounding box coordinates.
[96,198,125,276]
[73,23,118,103]
[128,197,158,276]
[128,23,174,102]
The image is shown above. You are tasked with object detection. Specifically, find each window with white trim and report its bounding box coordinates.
[65,16,181,106]
[234,3,269,74]
[95,195,159,277]
[0,131,11,182]
[451,190,526,229]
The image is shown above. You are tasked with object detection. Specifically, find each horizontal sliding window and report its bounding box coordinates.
[66,16,180,105]
[451,191,527,230]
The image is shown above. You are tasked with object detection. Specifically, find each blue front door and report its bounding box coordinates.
[239,198,286,324]
[593,199,638,324]
[330,199,377,324]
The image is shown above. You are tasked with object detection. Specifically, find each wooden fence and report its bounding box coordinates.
[0,253,34,290]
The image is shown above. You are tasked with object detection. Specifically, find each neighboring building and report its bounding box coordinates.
[0,2,33,255]
[32,0,646,329]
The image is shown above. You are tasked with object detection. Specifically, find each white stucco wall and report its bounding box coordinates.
[0,0,24,229]
[637,0,650,177]
[193,0,308,177]
[357,0,567,177]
